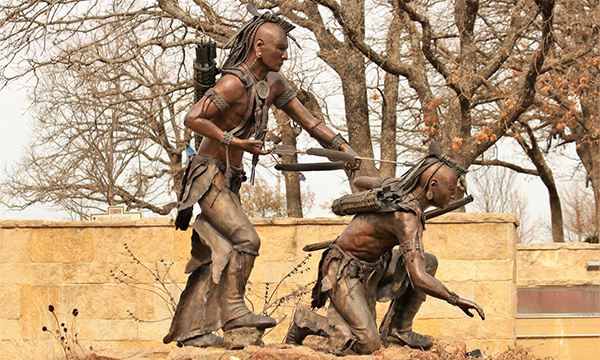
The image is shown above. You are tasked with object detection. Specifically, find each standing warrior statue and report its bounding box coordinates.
[163,6,358,348]
[286,142,485,355]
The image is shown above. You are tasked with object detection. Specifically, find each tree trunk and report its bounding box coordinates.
[519,123,565,242]
[273,109,303,217]
[381,72,399,178]
[575,138,600,238]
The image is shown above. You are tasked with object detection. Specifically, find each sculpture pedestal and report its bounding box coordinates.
[223,327,265,349]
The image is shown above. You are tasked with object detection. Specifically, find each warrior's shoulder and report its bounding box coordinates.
[213,71,247,102]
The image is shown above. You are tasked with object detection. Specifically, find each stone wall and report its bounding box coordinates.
[0,214,518,356]
[517,242,600,287]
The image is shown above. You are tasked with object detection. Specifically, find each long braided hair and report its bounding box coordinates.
[223,5,296,69]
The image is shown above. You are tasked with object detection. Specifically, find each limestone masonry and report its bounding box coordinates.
[0,214,598,359]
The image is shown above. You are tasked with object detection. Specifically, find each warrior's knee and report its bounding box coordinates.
[425,253,438,276]
[231,225,261,252]
[354,331,381,354]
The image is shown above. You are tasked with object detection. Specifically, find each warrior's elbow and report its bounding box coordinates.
[409,268,430,290]
[353,176,373,190]
[184,113,200,130]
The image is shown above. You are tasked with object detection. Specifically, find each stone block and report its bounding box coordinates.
[443,281,476,299]
[411,318,441,337]
[0,319,22,340]
[422,224,449,255]
[62,284,154,320]
[93,227,173,263]
[435,260,478,282]
[31,227,94,263]
[249,260,299,284]
[173,228,193,262]
[153,283,183,321]
[255,225,297,262]
[64,261,187,285]
[21,285,63,340]
[435,318,478,340]
[475,318,515,339]
[417,297,462,319]
[0,228,30,263]
[476,260,514,281]
[0,263,62,285]
[63,262,113,284]
[76,319,138,341]
[137,319,171,341]
[475,282,512,318]
[446,223,511,260]
[0,284,22,319]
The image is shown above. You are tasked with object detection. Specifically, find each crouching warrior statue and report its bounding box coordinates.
[285,142,485,355]
[163,6,359,348]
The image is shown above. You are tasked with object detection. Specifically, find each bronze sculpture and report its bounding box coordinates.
[163,6,358,348]
[285,142,485,355]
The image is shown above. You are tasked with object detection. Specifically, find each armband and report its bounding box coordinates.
[273,89,297,109]
[205,88,231,112]
[220,131,233,146]
[329,133,349,151]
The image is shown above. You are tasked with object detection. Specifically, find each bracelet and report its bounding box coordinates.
[447,292,460,306]
[220,131,233,146]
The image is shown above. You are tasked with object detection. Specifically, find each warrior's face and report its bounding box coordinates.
[254,23,289,72]
[430,165,458,209]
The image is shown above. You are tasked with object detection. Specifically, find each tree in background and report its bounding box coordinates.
[1,33,191,218]
[6,0,599,240]
[560,180,598,243]
[240,177,315,218]
[531,0,600,236]
[468,166,535,243]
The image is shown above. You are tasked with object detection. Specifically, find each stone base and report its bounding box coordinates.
[223,327,265,349]
[88,340,494,360]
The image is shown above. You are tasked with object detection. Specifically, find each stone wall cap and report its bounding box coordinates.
[0,217,174,228]
[1,212,518,228]
[426,212,519,225]
[518,242,600,251]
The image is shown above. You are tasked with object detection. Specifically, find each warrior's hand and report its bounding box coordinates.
[457,298,485,320]
[233,138,271,155]
[340,144,361,172]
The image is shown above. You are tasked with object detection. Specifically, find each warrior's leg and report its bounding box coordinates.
[325,275,381,355]
[285,306,331,346]
[199,185,275,331]
[382,252,438,350]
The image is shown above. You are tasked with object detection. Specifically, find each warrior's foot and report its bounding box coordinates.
[285,322,311,346]
[222,313,276,331]
[387,330,433,350]
[181,333,224,347]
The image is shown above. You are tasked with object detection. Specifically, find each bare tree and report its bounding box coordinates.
[561,180,598,242]
[531,0,600,235]
[1,0,571,223]
[240,176,315,218]
[1,35,192,218]
[306,0,556,168]
[468,166,536,243]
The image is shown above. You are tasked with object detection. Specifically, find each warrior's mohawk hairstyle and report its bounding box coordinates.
[390,141,468,197]
[222,5,296,69]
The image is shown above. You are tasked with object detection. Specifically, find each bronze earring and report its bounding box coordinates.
[426,191,433,200]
